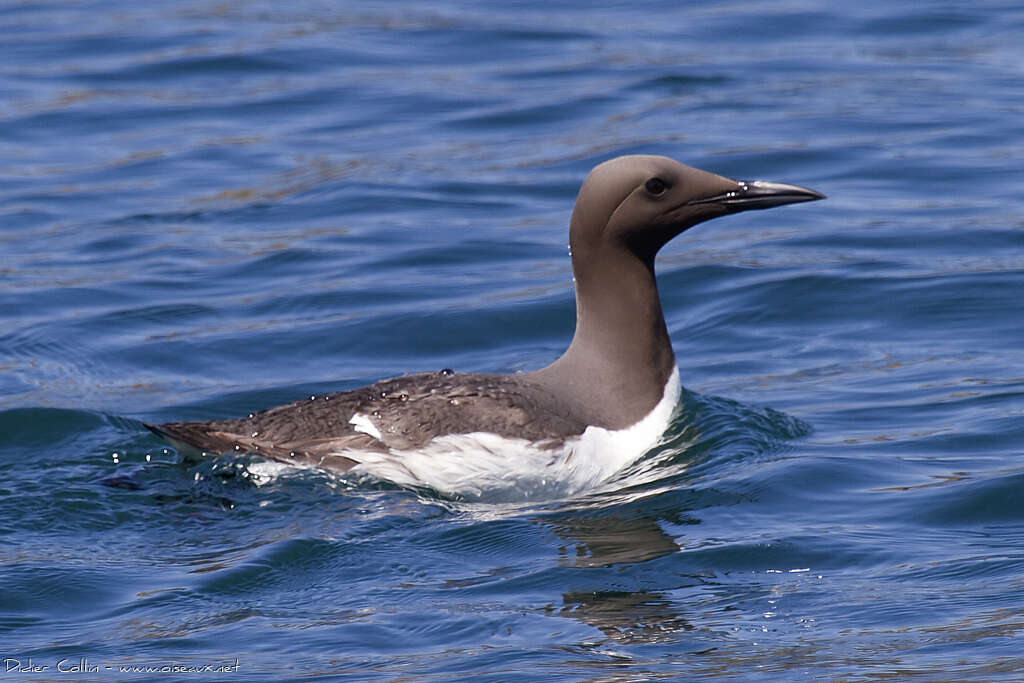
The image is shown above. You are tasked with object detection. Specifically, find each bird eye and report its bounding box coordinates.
[645,177,669,196]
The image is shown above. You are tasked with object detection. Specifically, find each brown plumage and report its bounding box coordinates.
[148,370,586,471]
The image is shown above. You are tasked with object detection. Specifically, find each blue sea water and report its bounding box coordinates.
[2,0,1024,680]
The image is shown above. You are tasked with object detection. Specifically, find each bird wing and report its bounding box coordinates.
[147,371,585,473]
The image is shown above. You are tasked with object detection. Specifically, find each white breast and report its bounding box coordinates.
[340,366,681,501]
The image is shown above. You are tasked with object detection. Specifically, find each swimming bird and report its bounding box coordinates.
[148,155,823,497]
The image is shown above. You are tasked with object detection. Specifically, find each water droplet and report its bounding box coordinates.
[449,399,459,406]
[399,393,408,401]
[145,454,151,462]
[234,444,241,451]
[372,410,380,418]
[310,395,316,401]
[439,368,454,376]
[380,391,389,398]
[248,413,255,419]
[251,431,259,437]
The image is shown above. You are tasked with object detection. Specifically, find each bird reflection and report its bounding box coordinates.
[559,590,694,645]
[550,512,684,568]
[544,508,701,643]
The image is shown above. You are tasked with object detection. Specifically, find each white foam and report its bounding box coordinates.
[245,459,304,485]
[340,367,681,501]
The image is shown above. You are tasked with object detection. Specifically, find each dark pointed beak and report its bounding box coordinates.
[687,180,825,211]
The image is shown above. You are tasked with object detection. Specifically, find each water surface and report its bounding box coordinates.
[2,1,1024,680]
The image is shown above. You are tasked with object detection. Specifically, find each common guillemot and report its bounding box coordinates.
[148,155,823,497]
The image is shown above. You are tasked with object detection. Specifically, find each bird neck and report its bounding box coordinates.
[531,240,677,429]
